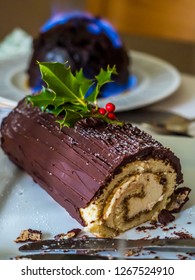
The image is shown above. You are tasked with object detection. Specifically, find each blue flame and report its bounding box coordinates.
[41,11,90,32]
[41,11,122,48]
[92,18,122,48]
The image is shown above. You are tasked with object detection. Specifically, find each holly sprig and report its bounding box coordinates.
[27,62,123,128]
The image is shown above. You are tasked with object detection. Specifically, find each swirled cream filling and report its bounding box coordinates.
[80,159,177,237]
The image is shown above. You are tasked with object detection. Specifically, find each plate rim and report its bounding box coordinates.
[0,50,181,112]
[98,50,181,111]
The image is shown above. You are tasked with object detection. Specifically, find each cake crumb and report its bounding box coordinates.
[15,229,42,243]
[124,248,142,257]
[167,187,191,213]
[177,254,189,260]
[54,228,81,240]
[173,231,193,239]
[136,224,159,232]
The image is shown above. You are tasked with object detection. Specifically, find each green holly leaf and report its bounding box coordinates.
[96,65,117,86]
[27,87,67,111]
[86,65,117,103]
[27,62,122,128]
[75,68,94,96]
[56,109,85,128]
[38,62,86,106]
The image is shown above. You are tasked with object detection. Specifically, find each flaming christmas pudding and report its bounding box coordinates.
[27,11,133,97]
[1,63,186,237]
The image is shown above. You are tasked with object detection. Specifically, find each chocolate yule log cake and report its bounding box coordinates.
[1,63,185,238]
[27,11,131,97]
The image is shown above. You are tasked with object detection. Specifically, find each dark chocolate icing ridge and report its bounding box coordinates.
[1,99,183,224]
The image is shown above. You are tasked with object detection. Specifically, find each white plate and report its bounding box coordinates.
[0,51,181,111]
[0,132,194,260]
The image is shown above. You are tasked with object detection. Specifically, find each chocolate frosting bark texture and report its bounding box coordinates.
[1,100,183,237]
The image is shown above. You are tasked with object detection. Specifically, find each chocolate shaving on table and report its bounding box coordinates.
[158,209,175,225]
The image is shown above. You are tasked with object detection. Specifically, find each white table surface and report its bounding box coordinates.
[148,73,195,120]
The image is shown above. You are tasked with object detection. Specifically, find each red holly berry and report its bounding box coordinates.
[107,112,116,120]
[98,107,107,115]
[105,102,115,113]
